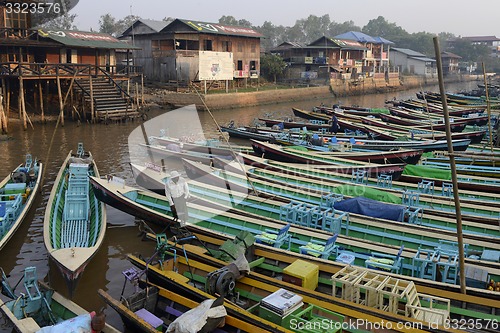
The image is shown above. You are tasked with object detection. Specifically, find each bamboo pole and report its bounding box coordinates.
[481,63,494,152]
[141,74,144,106]
[19,76,27,130]
[0,79,7,133]
[433,37,466,295]
[90,75,95,123]
[0,94,6,134]
[38,80,44,123]
[56,67,64,126]
[6,79,10,123]
[135,82,139,107]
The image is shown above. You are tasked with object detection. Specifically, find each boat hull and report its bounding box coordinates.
[43,150,106,286]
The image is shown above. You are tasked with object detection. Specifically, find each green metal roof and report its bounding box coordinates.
[38,29,140,49]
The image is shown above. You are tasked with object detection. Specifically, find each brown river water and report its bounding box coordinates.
[0,81,476,332]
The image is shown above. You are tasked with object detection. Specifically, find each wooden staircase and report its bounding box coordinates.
[74,77,140,121]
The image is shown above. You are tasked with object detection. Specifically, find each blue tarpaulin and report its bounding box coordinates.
[333,196,404,221]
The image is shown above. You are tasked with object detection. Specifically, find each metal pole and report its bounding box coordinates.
[433,37,466,294]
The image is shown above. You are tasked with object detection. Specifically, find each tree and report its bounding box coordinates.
[260,53,287,83]
[99,13,140,37]
[40,12,78,30]
[98,13,116,35]
[218,16,253,28]
[362,16,409,46]
[327,20,361,37]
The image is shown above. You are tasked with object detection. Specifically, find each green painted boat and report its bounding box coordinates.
[43,143,106,285]
[89,176,500,292]
[129,243,449,332]
[0,154,42,252]
[0,266,120,333]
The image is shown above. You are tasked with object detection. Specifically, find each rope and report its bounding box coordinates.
[189,83,260,195]
[40,108,63,187]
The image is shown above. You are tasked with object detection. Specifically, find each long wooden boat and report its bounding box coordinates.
[388,107,489,126]
[388,98,486,116]
[99,275,272,333]
[151,134,254,155]
[275,141,424,165]
[138,228,500,330]
[378,113,467,132]
[43,143,106,284]
[292,107,486,144]
[89,177,500,288]
[225,154,500,205]
[182,159,500,231]
[250,139,406,179]
[362,121,486,144]
[0,266,119,333]
[128,244,476,333]
[141,143,237,166]
[220,126,275,141]
[235,152,500,197]
[0,154,42,251]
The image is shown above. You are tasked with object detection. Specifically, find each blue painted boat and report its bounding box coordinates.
[43,143,106,285]
[0,154,42,251]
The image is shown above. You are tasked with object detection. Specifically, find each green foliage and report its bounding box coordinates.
[218,16,253,28]
[40,12,78,30]
[98,13,140,37]
[260,54,287,82]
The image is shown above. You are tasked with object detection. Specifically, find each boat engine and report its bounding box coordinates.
[11,170,28,184]
[205,263,240,297]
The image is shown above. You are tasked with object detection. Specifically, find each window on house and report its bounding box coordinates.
[7,47,28,62]
[6,11,28,29]
[250,60,257,70]
[204,40,213,51]
[237,43,243,52]
[237,60,243,70]
[152,40,160,51]
[222,41,232,52]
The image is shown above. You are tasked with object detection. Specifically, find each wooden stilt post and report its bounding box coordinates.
[0,92,6,134]
[56,67,64,126]
[39,80,44,123]
[433,37,466,295]
[0,78,7,133]
[141,74,144,106]
[19,76,27,130]
[6,79,10,122]
[135,82,139,107]
[70,86,74,119]
[90,75,95,123]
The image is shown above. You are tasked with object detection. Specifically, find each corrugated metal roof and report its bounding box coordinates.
[163,19,263,38]
[409,56,435,62]
[462,36,500,42]
[373,36,394,45]
[329,38,367,50]
[441,51,461,59]
[141,19,172,32]
[334,31,376,43]
[38,29,140,49]
[392,48,427,57]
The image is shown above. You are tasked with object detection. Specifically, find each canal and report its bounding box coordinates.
[0,81,478,332]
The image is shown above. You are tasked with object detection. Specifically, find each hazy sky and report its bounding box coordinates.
[73,0,499,37]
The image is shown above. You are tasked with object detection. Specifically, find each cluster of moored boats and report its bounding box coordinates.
[1,90,500,332]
